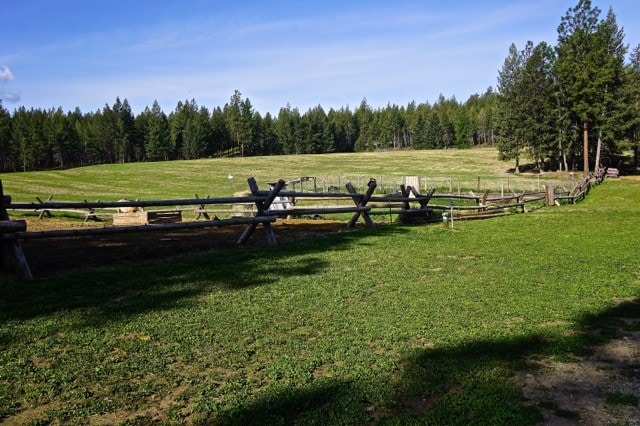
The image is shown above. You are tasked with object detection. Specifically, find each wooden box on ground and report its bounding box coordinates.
[113,210,182,226]
[113,211,148,226]
[148,210,182,224]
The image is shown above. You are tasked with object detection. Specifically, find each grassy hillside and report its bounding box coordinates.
[1,150,638,423]
[1,148,573,202]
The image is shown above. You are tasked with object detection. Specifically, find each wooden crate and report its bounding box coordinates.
[113,211,148,226]
[113,210,182,226]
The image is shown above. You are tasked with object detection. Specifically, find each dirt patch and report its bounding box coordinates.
[15,216,352,277]
[518,317,640,424]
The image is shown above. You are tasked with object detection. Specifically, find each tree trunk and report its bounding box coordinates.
[583,121,589,173]
[595,134,602,172]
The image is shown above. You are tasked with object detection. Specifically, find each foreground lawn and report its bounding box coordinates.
[1,178,639,424]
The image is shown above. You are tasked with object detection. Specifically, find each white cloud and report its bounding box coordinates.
[0,65,16,83]
[0,64,20,103]
[1,90,21,103]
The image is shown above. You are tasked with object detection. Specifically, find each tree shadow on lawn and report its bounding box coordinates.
[203,297,640,424]
[0,225,409,328]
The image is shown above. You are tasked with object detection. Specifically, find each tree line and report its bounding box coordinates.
[0,90,497,172]
[496,0,640,172]
[1,0,638,174]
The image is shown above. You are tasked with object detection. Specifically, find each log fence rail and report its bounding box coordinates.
[1,171,607,281]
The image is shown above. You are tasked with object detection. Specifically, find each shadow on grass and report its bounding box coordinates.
[0,225,408,327]
[200,297,640,424]
[3,221,639,423]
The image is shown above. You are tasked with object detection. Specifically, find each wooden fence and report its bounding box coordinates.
[0,172,604,281]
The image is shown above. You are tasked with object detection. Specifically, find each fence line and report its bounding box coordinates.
[1,171,604,281]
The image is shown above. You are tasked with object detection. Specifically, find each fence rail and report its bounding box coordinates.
[1,170,606,281]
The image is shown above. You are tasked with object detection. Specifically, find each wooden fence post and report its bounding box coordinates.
[237,178,284,246]
[194,194,211,220]
[410,187,436,210]
[545,185,556,206]
[0,180,33,281]
[399,184,411,210]
[346,178,376,228]
[35,195,54,219]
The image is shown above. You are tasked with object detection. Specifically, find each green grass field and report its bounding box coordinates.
[1,149,639,424]
[1,148,575,202]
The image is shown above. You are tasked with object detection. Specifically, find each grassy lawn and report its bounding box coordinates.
[1,151,639,423]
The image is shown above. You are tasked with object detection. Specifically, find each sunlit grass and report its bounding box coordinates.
[1,156,638,423]
[1,148,574,202]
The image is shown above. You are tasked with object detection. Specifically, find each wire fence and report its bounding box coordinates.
[291,174,578,196]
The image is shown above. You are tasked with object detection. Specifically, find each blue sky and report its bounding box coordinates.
[2,1,639,115]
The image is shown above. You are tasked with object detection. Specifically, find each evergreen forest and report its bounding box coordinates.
[0,0,638,173]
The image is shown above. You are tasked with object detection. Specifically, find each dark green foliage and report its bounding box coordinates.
[0,88,500,171]
[495,0,634,172]
[3,1,636,173]
[554,1,628,171]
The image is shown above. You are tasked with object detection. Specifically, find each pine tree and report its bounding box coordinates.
[625,44,640,166]
[496,43,526,170]
[139,101,171,161]
[0,101,15,171]
[425,108,444,149]
[554,0,627,172]
[169,99,198,159]
[355,98,375,151]
[210,106,232,156]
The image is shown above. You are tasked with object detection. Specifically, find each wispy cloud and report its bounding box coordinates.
[4,0,636,114]
[0,65,15,83]
[0,64,20,103]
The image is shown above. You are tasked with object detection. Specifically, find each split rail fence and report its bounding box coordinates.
[1,172,602,281]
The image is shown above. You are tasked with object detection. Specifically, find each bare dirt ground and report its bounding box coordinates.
[18,216,350,276]
[9,216,640,424]
[518,312,640,425]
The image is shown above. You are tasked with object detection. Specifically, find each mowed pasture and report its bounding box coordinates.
[1,148,640,424]
[2,148,569,201]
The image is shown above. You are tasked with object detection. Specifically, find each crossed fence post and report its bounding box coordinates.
[346,178,376,228]
[237,178,285,246]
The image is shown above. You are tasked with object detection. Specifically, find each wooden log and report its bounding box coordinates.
[480,189,490,206]
[9,196,265,211]
[545,186,556,206]
[0,220,27,233]
[6,216,277,240]
[0,180,33,280]
[410,186,435,209]
[238,179,285,246]
[256,190,358,199]
[194,194,211,220]
[36,195,53,218]
[399,184,411,210]
[430,193,484,201]
[347,178,376,228]
[517,190,527,213]
[3,238,33,280]
[427,203,522,211]
[265,206,371,216]
[369,194,432,203]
